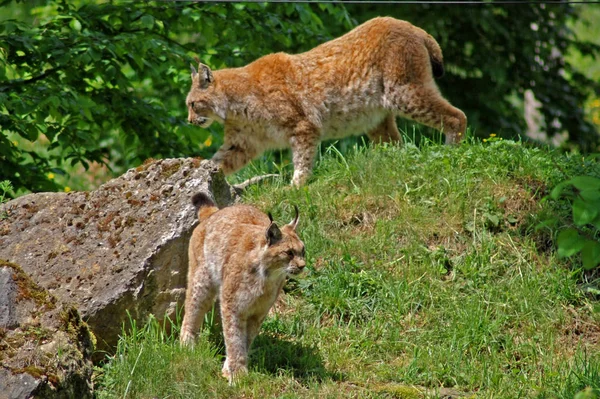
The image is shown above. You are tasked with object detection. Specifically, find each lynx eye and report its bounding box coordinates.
[286,250,294,258]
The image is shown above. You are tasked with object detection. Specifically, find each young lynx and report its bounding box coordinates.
[186,16,467,186]
[180,192,306,383]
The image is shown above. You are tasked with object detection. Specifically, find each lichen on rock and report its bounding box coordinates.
[0,260,95,398]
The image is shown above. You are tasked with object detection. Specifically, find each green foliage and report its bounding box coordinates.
[0,1,350,195]
[0,179,12,219]
[551,174,600,270]
[539,352,600,399]
[95,312,233,399]
[2,0,599,193]
[301,256,387,324]
[0,179,11,203]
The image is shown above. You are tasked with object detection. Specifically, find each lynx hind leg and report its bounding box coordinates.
[367,114,402,144]
[180,260,217,345]
[395,85,467,145]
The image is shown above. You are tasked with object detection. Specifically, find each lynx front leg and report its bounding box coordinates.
[211,136,259,175]
[245,280,284,349]
[245,314,267,353]
[221,312,249,384]
[290,122,320,187]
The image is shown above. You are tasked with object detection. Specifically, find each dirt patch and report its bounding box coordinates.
[558,305,600,354]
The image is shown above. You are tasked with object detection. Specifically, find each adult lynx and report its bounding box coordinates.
[186,16,466,186]
[180,193,305,383]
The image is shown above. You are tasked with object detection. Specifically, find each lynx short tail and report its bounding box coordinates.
[424,34,444,79]
[191,192,219,222]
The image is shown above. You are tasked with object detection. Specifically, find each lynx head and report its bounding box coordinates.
[187,63,226,128]
[262,206,306,276]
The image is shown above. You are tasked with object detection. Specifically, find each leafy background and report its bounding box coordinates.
[1,0,599,195]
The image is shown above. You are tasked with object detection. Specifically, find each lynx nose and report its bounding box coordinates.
[187,107,196,124]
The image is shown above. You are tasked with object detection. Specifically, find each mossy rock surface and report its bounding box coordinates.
[0,261,94,398]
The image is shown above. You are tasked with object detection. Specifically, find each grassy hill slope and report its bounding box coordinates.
[96,140,600,399]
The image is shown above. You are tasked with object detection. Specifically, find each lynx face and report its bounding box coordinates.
[264,224,306,276]
[186,98,214,128]
[186,64,225,128]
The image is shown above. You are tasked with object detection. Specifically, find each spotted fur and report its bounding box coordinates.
[180,193,305,383]
[186,16,466,186]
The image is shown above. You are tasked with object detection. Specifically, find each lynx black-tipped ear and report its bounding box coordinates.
[288,205,299,230]
[266,222,282,246]
[191,192,216,210]
[268,212,274,222]
[197,63,213,89]
[190,63,198,79]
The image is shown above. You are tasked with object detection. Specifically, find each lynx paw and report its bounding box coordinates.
[222,360,248,385]
[201,158,222,172]
[179,330,195,346]
[291,170,309,188]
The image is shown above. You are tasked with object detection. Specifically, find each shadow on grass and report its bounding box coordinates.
[202,305,344,383]
[250,333,339,383]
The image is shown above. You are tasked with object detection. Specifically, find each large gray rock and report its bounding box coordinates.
[0,260,94,399]
[0,158,236,354]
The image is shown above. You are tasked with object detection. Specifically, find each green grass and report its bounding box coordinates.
[94,138,600,399]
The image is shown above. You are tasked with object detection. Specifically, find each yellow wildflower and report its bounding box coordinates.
[47,172,55,180]
[203,136,212,147]
[64,186,71,193]
[12,140,18,146]
[483,139,487,142]
[490,133,497,137]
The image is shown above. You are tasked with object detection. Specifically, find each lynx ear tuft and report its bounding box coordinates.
[190,63,198,79]
[197,63,214,89]
[288,205,299,230]
[268,212,274,222]
[266,222,282,246]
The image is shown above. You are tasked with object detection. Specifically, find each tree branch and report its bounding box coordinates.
[0,67,60,92]
[232,174,279,194]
